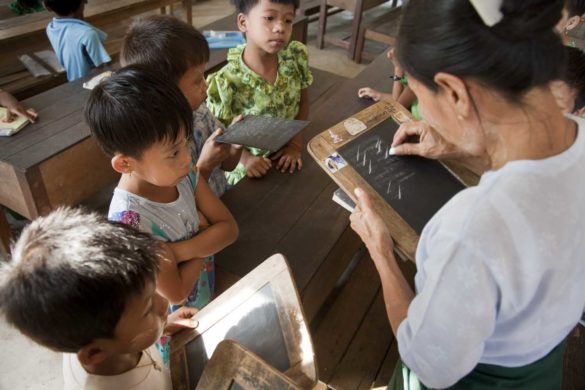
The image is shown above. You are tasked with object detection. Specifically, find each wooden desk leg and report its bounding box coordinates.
[184,0,192,25]
[317,0,328,49]
[0,206,13,258]
[349,0,365,60]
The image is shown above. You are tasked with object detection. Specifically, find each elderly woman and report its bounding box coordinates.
[349,0,585,389]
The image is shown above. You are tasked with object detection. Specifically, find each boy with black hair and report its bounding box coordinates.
[86,65,238,363]
[0,207,198,389]
[44,0,111,81]
[121,15,241,197]
[557,0,585,46]
[551,46,585,116]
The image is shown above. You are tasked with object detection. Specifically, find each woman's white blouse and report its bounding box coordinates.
[397,115,585,389]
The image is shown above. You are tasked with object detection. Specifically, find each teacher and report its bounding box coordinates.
[349,0,585,389]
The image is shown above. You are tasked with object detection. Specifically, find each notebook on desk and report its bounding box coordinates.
[0,108,30,136]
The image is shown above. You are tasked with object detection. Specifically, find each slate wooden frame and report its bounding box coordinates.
[170,253,317,390]
[308,98,477,262]
[196,340,302,390]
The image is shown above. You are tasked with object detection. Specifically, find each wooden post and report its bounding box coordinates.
[316,0,328,49]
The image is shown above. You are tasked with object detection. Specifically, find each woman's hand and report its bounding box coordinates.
[164,307,199,335]
[349,188,394,260]
[391,120,454,160]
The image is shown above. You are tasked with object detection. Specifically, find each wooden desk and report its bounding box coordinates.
[0,0,192,100]
[216,54,395,322]
[0,0,191,43]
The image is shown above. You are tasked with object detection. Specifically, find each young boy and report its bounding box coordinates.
[551,46,585,116]
[44,0,111,81]
[0,207,198,389]
[556,0,584,47]
[121,15,241,197]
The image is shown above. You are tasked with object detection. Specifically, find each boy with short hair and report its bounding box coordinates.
[44,0,111,81]
[0,207,198,390]
[121,15,241,197]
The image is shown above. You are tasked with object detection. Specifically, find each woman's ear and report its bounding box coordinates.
[434,72,472,119]
[237,13,247,33]
[565,15,581,32]
[111,154,135,175]
[77,342,108,367]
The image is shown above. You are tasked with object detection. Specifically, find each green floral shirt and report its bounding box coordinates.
[206,41,313,184]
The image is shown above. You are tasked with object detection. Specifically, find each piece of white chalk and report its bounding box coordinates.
[388,147,397,156]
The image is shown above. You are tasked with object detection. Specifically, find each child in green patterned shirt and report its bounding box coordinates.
[206,0,313,184]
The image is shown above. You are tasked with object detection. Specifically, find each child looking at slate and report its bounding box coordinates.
[206,0,313,183]
[121,15,242,197]
[85,66,239,363]
[551,46,585,116]
[0,207,198,390]
[43,0,111,81]
[357,48,421,120]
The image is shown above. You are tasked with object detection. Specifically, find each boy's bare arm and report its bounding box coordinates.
[156,243,205,304]
[167,176,238,261]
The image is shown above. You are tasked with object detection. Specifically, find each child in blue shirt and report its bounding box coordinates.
[44,0,111,81]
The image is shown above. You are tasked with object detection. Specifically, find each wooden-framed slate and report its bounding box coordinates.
[308,98,478,262]
[170,253,317,390]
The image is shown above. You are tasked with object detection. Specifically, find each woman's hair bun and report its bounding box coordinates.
[493,0,564,39]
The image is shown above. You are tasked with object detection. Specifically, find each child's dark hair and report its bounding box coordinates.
[232,0,299,14]
[565,0,585,16]
[562,46,585,112]
[0,207,160,352]
[121,15,210,83]
[396,0,566,101]
[43,0,83,16]
[85,64,193,158]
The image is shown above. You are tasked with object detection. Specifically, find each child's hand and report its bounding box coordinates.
[0,90,38,123]
[243,154,272,178]
[271,143,302,173]
[197,128,232,179]
[387,48,403,75]
[164,307,199,335]
[358,87,383,101]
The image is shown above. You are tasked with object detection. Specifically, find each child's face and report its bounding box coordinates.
[238,0,295,55]
[178,63,208,110]
[550,80,578,114]
[110,280,169,354]
[131,132,193,188]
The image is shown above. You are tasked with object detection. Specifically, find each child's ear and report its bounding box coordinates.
[111,154,135,175]
[77,342,108,367]
[565,15,581,32]
[237,13,247,33]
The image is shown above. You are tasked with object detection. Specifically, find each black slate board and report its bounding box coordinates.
[337,118,466,234]
[216,116,309,152]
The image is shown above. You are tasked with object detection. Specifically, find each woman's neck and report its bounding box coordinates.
[118,174,179,203]
[242,43,279,84]
[480,87,577,170]
[82,352,141,376]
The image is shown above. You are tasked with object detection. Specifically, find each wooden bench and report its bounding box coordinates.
[316,0,397,61]
[354,5,401,63]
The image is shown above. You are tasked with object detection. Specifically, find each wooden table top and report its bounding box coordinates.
[216,53,391,292]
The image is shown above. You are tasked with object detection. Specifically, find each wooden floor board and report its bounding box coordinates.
[328,291,394,390]
[313,254,380,383]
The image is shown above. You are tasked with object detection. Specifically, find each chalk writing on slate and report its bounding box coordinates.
[338,118,466,234]
[216,116,309,152]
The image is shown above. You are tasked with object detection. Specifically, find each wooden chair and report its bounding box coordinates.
[196,340,302,390]
[170,254,318,390]
[354,5,401,63]
[316,0,397,61]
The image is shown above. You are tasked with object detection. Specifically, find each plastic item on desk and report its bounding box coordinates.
[203,30,246,49]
